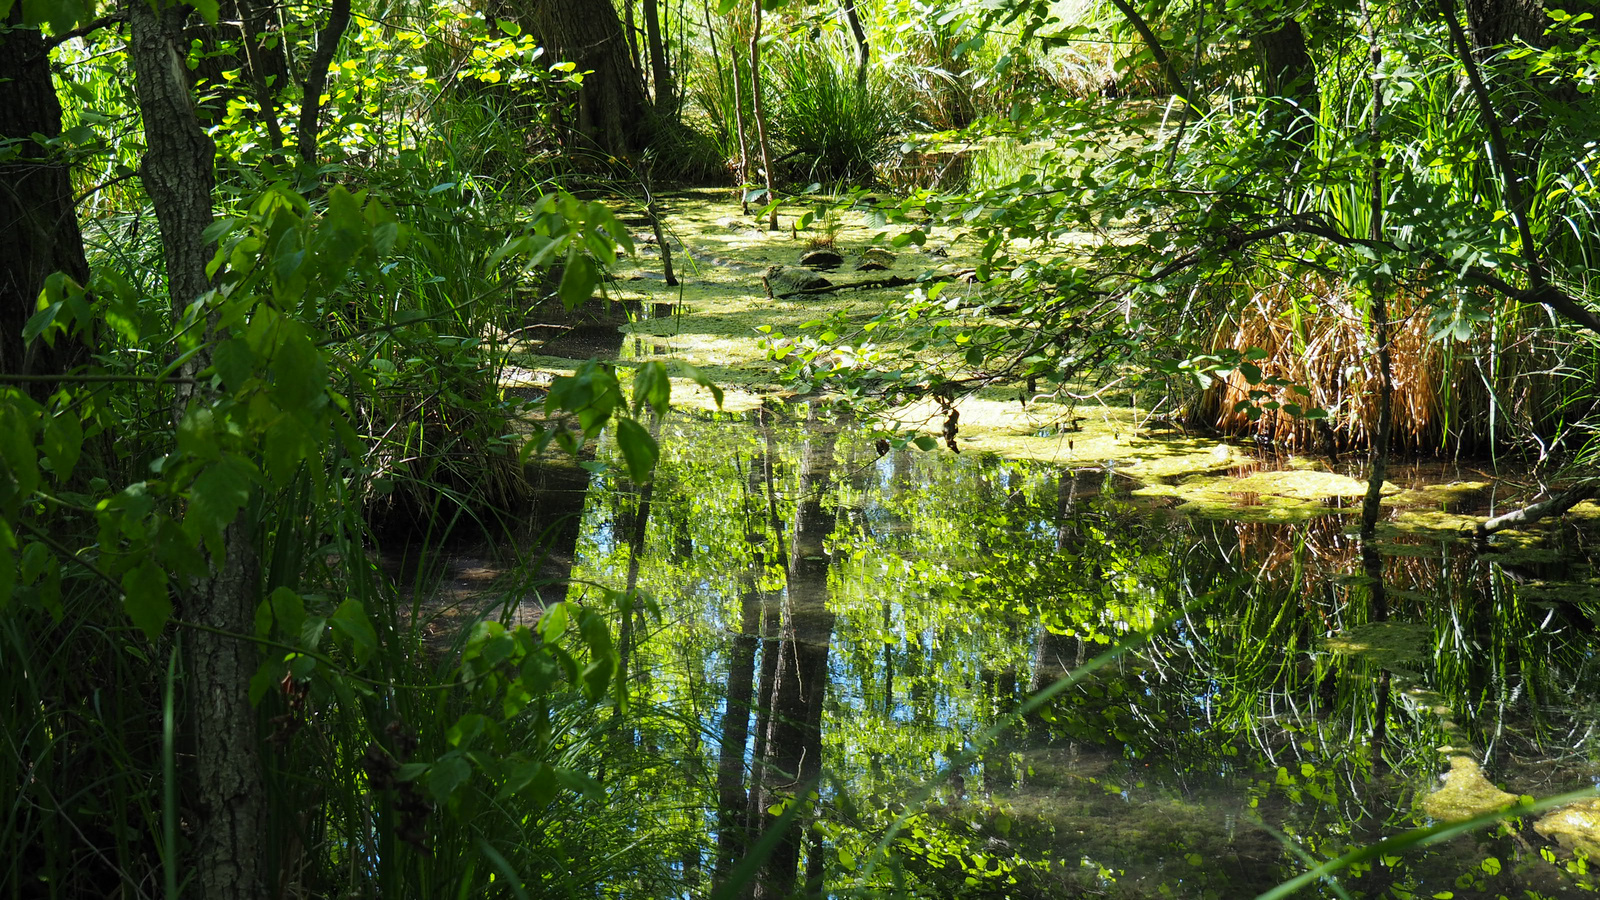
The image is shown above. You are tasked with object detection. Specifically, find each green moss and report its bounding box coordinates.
[1420,756,1520,822]
[1535,799,1600,857]
[1324,621,1432,674]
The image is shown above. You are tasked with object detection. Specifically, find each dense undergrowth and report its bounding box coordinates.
[3,0,1600,894]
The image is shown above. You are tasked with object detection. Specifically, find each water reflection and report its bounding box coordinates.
[560,408,1600,898]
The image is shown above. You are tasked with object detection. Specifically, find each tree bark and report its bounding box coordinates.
[1254,18,1318,154]
[0,9,91,378]
[841,0,869,88]
[522,0,654,156]
[748,0,777,229]
[643,0,676,116]
[1464,0,1547,52]
[298,0,353,168]
[127,2,266,899]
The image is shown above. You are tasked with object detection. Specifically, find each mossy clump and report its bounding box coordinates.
[1535,798,1600,857]
[1420,756,1520,822]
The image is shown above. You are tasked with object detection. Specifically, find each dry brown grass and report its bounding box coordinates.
[1186,275,1568,455]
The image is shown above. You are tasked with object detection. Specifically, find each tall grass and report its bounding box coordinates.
[771,45,904,184]
[1176,22,1600,456]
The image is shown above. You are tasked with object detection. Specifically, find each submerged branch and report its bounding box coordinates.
[1475,480,1600,540]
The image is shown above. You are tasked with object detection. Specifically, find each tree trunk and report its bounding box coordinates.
[523,0,654,156]
[1464,0,1546,52]
[298,0,354,168]
[643,0,676,115]
[748,0,777,229]
[841,0,869,88]
[127,2,266,899]
[1254,19,1318,154]
[0,9,91,378]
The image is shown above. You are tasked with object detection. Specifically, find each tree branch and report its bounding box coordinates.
[1475,480,1600,539]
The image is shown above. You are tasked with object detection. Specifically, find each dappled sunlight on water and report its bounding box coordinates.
[486,406,1600,898]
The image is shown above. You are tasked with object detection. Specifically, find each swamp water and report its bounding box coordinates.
[433,405,1600,900]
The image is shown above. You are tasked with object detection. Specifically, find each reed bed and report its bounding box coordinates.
[1186,275,1585,456]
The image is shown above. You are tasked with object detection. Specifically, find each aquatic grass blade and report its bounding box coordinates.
[474,838,531,900]
[163,641,179,900]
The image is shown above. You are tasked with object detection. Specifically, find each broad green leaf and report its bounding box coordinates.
[41,410,83,482]
[330,597,378,664]
[211,338,257,392]
[248,658,282,705]
[614,417,659,484]
[0,397,41,507]
[271,325,326,412]
[0,520,16,612]
[447,714,489,748]
[185,455,256,555]
[558,251,597,310]
[631,362,670,416]
[266,586,306,639]
[675,362,724,408]
[122,560,171,640]
[427,753,472,801]
[538,601,569,641]
[502,760,557,805]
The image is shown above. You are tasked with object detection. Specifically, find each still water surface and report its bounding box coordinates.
[505,406,1600,899]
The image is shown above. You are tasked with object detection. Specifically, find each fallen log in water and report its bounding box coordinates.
[1475,479,1600,541]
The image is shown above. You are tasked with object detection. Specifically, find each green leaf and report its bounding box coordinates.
[631,362,671,416]
[503,760,557,806]
[249,658,282,705]
[558,252,597,310]
[330,597,378,664]
[186,456,256,556]
[447,714,489,748]
[271,325,326,412]
[41,410,83,482]
[0,398,41,507]
[122,560,171,641]
[0,521,16,612]
[614,418,659,484]
[675,362,724,408]
[537,601,569,641]
[427,753,472,801]
[912,436,939,451]
[211,338,257,392]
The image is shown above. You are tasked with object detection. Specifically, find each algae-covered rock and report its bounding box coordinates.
[763,266,831,297]
[1534,798,1600,856]
[1420,756,1518,821]
[856,247,896,271]
[799,249,844,269]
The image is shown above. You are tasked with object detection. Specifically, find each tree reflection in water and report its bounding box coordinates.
[565,407,1600,898]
